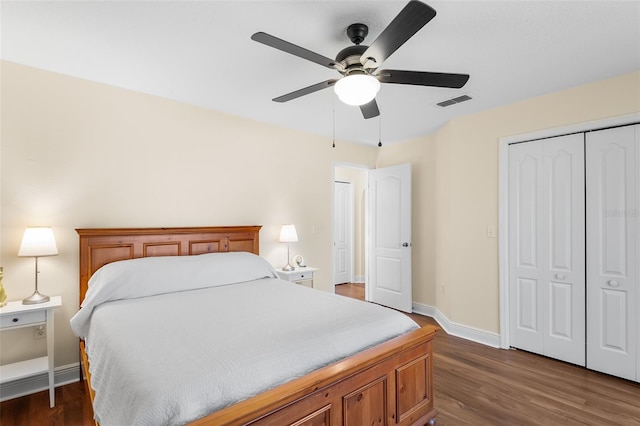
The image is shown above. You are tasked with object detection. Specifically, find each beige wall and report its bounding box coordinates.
[376,136,438,307]
[2,60,638,371]
[0,61,378,366]
[378,70,640,333]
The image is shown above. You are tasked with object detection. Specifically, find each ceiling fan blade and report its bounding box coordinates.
[252,32,340,70]
[360,1,436,69]
[377,70,469,88]
[273,80,338,103]
[360,99,380,119]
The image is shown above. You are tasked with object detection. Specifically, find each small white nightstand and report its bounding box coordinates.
[277,267,318,288]
[0,296,61,407]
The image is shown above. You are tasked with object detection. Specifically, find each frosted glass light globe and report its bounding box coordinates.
[334,74,380,106]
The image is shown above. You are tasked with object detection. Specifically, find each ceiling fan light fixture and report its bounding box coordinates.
[334,74,380,106]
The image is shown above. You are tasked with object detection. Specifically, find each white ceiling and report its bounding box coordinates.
[2,1,639,146]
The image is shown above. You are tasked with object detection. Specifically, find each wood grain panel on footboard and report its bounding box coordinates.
[191,325,437,426]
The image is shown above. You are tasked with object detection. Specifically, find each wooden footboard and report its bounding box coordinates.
[80,326,437,426]
[195,325,437,426]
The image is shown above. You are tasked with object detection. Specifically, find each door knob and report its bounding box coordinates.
[608,280,619,287]
[402,242,411,247]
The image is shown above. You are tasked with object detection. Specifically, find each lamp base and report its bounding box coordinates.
[23,291,50,305]
[282,263,296,272]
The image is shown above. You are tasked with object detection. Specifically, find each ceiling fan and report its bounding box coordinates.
[251,0,470,119]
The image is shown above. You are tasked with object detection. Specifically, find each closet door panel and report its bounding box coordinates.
[509,134,585,366]
[542,134,585,365]
[509,142,544,353]
[516,277,538,331]
[601,289,628,351]
[549,281,573,339]
[586,125,638,381]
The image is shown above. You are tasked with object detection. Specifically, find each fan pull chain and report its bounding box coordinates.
[378,115,382,147]
[332,94,336,148]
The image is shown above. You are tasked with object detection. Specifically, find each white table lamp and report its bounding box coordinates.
[279,224,298,271]
[18,227,58,305]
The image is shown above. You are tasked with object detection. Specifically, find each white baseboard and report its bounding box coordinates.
[0,362,81,402]
[352,276,365,284]
[412,302,501,348]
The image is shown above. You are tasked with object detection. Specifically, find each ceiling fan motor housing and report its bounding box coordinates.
[336,44,371,74]
[337,24,377,74]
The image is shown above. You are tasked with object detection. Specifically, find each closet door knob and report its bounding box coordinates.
[555,274,565,280]
[608,280,619,287]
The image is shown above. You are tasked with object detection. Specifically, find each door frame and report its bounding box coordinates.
[332,162,371,295]
[498,112,640,349]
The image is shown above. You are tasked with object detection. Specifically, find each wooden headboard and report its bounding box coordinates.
[76,226,261,305]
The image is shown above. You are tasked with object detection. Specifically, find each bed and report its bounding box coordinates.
[73,226,437,425]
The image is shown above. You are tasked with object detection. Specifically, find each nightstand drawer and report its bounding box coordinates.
[1,310,46,328]
[276,267,317,288]
[288,271,313,282]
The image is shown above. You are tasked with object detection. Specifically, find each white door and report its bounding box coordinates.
[333,181,353,285]
[368,163,412,313]
[509,141,544,354]
[586,125,638,381]
[508,134,586,366]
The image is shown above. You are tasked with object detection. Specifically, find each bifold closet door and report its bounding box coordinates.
[509,133,586,366]
[586,125,638,382]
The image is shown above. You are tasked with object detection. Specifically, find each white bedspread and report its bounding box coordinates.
[72,254,419,425]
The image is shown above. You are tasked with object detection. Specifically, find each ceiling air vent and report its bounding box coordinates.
[437,94,472,107]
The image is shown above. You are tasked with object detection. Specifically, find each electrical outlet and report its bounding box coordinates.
[487,226,497,239]
[34,325,46,339]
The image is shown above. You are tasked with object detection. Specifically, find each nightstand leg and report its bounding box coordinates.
[47,310,55,407]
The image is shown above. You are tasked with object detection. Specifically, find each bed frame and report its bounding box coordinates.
[77,226,437,426]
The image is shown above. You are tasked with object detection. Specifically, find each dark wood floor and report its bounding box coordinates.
[2,283,639,425]
[0,379,94,425]
[335,283,640,426]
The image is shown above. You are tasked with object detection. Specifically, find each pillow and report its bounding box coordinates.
[70,251,278,338]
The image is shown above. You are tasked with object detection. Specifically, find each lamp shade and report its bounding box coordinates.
[18,227,58,257]
[279,224,299,243]
[334,74,380,106]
